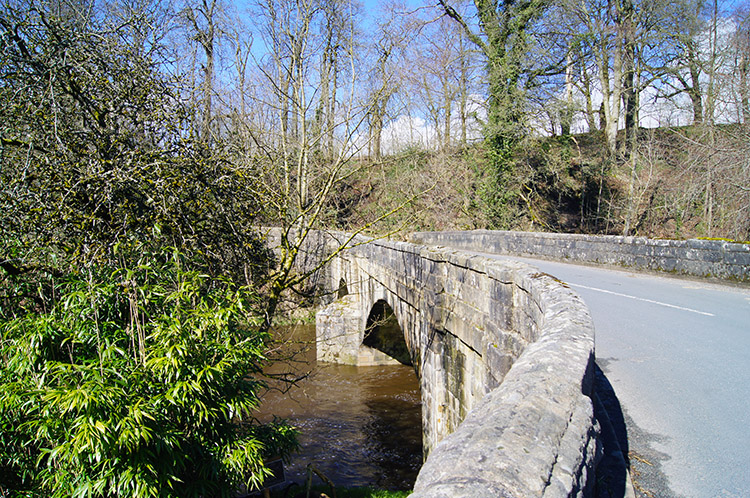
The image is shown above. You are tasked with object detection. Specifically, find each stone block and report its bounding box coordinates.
[485,342,514,383]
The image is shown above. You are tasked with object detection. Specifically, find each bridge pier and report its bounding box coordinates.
[315,295,362,365]
[316,294,403,366]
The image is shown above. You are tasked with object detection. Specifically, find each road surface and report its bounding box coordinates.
[478,253,750,498]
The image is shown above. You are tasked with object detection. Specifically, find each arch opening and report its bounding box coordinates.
[363,300,411,366]
[337,278,348,299]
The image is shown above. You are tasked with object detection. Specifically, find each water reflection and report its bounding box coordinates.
[257,324,422,491]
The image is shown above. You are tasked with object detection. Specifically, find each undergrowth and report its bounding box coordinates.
[267,485,411,498]
[339,125,749,241]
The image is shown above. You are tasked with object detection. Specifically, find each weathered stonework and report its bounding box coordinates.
[309,232,597,497]
[410,230,750,283]
[315,295,362,365]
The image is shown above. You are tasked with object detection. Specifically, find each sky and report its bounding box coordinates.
[227,0,748,150]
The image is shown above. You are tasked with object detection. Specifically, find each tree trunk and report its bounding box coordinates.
[443,77,452,153]
[328,48,338,159]
[202,28,213,142]
[561,51,574,136]
[316,40,330,157]
[371,106,383,161]
[186,0,218,144]
[741,50,750,124]
[622,129,638,235]
[280,69,291,148]
[621,0,637,154]
[706,0,719,127]
[608,0,624,156]
[580,56,598,132]
[598,42,621,156]
[688,82,704,125]
[459,36,469,147]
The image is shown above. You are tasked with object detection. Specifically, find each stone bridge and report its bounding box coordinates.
[306,232,598,498]
[290,229,749,497]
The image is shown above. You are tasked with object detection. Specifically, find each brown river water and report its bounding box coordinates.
[256,324,423,491]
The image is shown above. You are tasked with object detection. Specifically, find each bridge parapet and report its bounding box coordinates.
[312,233,597,497]
[411,229,750,283]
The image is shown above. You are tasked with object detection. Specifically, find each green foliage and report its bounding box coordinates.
[0,4,311,496]
[475,139,522,230]
[0,0,270,283]
[0,247,298,497]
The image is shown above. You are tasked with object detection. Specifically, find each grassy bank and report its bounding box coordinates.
[266,485,411,498]
[339,125,749,242]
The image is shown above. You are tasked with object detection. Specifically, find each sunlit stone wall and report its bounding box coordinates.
[313,233,597,497]
[411,229,750,283]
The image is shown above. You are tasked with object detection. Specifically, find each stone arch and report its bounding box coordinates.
[362,299,412,366]
[337,278,348,299]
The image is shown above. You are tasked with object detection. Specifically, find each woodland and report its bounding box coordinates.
[0,0,748,496]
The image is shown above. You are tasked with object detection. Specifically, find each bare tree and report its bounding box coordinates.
[181,0,229,143]
[407,11,480,153]
[731,4,750,124]
[364,1,416,160]
[438,0,550,152]
[564,0,626,155]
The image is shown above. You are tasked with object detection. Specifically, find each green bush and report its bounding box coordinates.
[0,247,297,497]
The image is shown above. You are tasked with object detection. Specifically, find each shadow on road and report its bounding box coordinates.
[594,362,633,498]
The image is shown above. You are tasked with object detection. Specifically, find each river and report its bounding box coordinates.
[257,324,423,491]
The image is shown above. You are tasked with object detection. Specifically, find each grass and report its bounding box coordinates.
[268,485,411,498]
[332,488,411,498]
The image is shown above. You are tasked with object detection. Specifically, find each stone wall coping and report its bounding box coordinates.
[409,230,750,283]
[328,235,597,497]
[406,245,596,498]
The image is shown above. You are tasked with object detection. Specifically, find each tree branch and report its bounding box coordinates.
[437,0,489,54]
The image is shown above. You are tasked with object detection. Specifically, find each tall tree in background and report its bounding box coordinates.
[182,0,227,143]
[411,13,479,153]
[734,5,750,123]
[368,34,396,160]
[315,0,347,161]
[254,0,318,214]
[366,1,413,160]
[620,0,637,148]
[437,0,551,227]
[564,0,626,155]
[438,0,549,149]
[654,0,733,127]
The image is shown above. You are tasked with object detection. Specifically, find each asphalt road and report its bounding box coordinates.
[477,253,750,498]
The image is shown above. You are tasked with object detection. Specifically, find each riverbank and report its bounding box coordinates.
[267,485,411,497]
[336,127,749,242]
